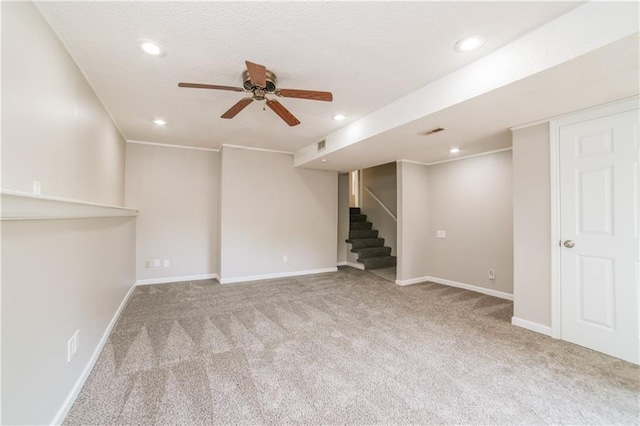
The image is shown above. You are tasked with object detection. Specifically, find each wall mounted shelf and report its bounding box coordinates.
[1,189,138,221]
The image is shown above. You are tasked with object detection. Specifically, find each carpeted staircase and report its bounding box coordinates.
[347,207,397,270]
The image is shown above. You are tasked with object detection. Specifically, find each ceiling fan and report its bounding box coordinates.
[178,60,333,127]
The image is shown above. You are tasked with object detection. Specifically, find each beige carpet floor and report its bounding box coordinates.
[65,267,639,425]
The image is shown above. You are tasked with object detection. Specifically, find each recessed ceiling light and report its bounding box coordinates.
[152,118,166,126]
[450,147,460,153]
[332,114,346,121]
[320,159,328,163]
[454,35,487,53]
[138,39,166,56]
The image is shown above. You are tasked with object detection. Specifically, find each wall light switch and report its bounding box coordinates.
[154,259,160,267]
[436,230,446,239]
[163,259,170,267]
[33,181,41,195]
[283,255,288,263]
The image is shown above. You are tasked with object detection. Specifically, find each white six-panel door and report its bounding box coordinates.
[559,108,639,364]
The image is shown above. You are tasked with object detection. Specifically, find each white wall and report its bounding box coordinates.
[512,123,552,326]
[361,162,397,255]
[397,151,513,294]
[219,146,337,281]
[1,2,135,424]
[125,143,219,281]
[337,173,349,263]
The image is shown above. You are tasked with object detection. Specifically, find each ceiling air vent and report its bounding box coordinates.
[419,127,446,136]
[317,139,326,152]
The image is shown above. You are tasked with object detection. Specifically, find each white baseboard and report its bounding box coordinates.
[336,261,365,270]
[135,273,218,285]
[395,275,513,301]
[220,267,337,284]
[346,262,365,270]
[511,316,552,336]
[50,281,137,425]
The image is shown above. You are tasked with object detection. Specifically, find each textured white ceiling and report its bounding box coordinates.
[37,1,579,152]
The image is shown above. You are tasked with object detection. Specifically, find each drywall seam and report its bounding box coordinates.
[50,281,137,425]
[395,275,513,301]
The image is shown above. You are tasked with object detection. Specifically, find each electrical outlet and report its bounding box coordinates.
[164,259,170,267]
[154,259,160,267]
[488,269,496,280]
[33,181,41,195]
[67,336,74,362]
[74,330,79,354]
[283,255,288,263]
[67,330,80,362]
[145,261,150,268]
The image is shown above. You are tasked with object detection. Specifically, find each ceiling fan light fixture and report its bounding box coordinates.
[138,39,166,57]
[454,35,487,53]
[332,114,346,121]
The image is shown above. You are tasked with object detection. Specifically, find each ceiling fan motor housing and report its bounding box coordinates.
[242,69,277,92]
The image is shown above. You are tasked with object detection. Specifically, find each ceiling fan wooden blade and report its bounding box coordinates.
[266,99,301,126]
[221,97,254,119]
[245,61,267,88]
[178,82,245,92]
[277,89,333,102]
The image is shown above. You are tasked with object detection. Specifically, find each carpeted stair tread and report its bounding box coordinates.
[349,229,379,239]
[357,255,397,270]
[352,246,392,258]
[347,238,385,249]
[350,214,367,222]
[350,221,373,230]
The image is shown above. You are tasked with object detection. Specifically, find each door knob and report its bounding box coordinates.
[563,240,575,248]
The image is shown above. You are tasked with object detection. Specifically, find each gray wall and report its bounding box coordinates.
[1,2,125,205]
[125,143,219,280]
[397,161,431,281]
[219,146,338,280]
[512,123,552,326]
[337,173,349,263]
[361,162,397,255]
[1,2,135,424]
[427,151,513,293]
[397,151,513,294]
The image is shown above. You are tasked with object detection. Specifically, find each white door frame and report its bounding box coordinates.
[549,95,639,339]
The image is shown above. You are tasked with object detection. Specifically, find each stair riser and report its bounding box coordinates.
[350,222,373,230]
[348,238,385,249]
[350,214,367,222]
[353,247,392,258]
[360,256,397,270]
[349,207,361,215]
[349,230,378,239]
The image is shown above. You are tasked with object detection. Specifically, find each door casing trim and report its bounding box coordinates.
[549,95,639,339]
